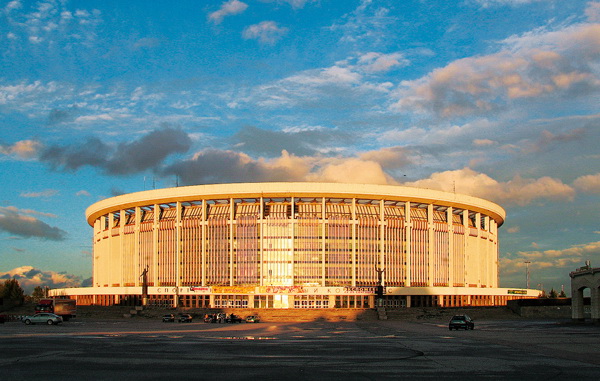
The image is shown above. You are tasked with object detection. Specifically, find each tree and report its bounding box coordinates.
[0,278,25,306]
[548,288,558,298]
[558,289,566,298]
[31,286,49,302]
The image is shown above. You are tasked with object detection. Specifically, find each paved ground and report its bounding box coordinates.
[1,318,600,380]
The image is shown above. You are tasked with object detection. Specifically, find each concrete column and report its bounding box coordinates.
[571,286,585,321]
[592,286,600,323]
[427,204,434,287]
[351,198,356,287]
[176,202,182,288]
[447,207,454,287]
[405,202,411,287]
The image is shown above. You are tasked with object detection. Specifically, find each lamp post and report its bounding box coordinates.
[524,261,531,289]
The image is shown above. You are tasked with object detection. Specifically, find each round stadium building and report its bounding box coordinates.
[50,182,538,309]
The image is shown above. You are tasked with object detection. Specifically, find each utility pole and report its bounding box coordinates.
[524,261,531,289]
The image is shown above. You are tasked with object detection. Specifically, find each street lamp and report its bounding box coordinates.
[524,261,531,289]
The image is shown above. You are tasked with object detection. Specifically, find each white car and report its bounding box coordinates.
[23,313,63,325]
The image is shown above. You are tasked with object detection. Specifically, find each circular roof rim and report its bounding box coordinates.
[85,182,506,226]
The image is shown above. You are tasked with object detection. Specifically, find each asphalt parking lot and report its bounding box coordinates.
[2,318,600,380]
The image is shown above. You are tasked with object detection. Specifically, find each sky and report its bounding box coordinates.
[1,0,599,295]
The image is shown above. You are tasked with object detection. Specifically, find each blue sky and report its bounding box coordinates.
[1,0,599,294]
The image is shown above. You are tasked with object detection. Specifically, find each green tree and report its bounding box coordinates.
[0,278,25,305]
[548,288,558,298]
[558,289,567,298]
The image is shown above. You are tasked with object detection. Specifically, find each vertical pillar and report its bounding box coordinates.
[405,202,412,287]
[379,200,385,286]
[321,197,326,286]
[447,207,454,287]
[592,286,600,323]
[291,197,295,286]
[571,285,585,321]
[462,210,469,286]
[230,198,234,286]
[119,209,125,287]
[427,204,434,287]
[134,207,141,286]
[153,204,159,286]
[201,200,207,287]
[259,197,264,286]
[176,202,182,288]
[351,198,356,287]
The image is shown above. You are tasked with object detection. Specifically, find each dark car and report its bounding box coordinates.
[204,314,216,323]
[227,314,242,323]
[162,314,176,322]
[449,315,474,330]
[178,313,193,323]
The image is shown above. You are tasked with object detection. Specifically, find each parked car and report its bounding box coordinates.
[178,313,193,323]
[22,313,63,325]
[204,314,216,323]
[162,314,176,322]
[449,315,474,330]
[245,315,260,323]
[227,314,242,323]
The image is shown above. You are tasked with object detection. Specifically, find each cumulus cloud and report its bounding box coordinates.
[40,127,192,175]
[358,146,412,170]
[574,173,600,193]
[306,158,397,185]
[0,207,66,240]
[0,266,82,294]
[393,23,600,117]
[405,167,575,206]
[164,149,311,185]
[0,139,42,160]
[164,147,404,186]
[209,0,248,24]
[500,241,600,277]
[242,21,288,45]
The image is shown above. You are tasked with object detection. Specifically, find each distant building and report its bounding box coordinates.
[51,182,538,308]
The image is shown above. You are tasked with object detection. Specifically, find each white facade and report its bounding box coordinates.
[51,182,538,308]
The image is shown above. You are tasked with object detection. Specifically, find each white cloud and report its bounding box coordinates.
[20,189,59,198]
[76,190,91,197]
[4,1,21,13]
[0,266,82,294]
[573,173,600,193]
[471,0,552,7]
[393,23,600,117]
[405,167,575,206]
[500,241,600,277]
[4,1,102,46]
[0,139,42,160]
[357,52,409,73]
[242,21,288,45]
[586,1,600,22]
[473,138,496,146]
[208,0,248,24]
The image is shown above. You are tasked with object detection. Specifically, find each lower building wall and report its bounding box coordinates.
[52,289,536,308]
